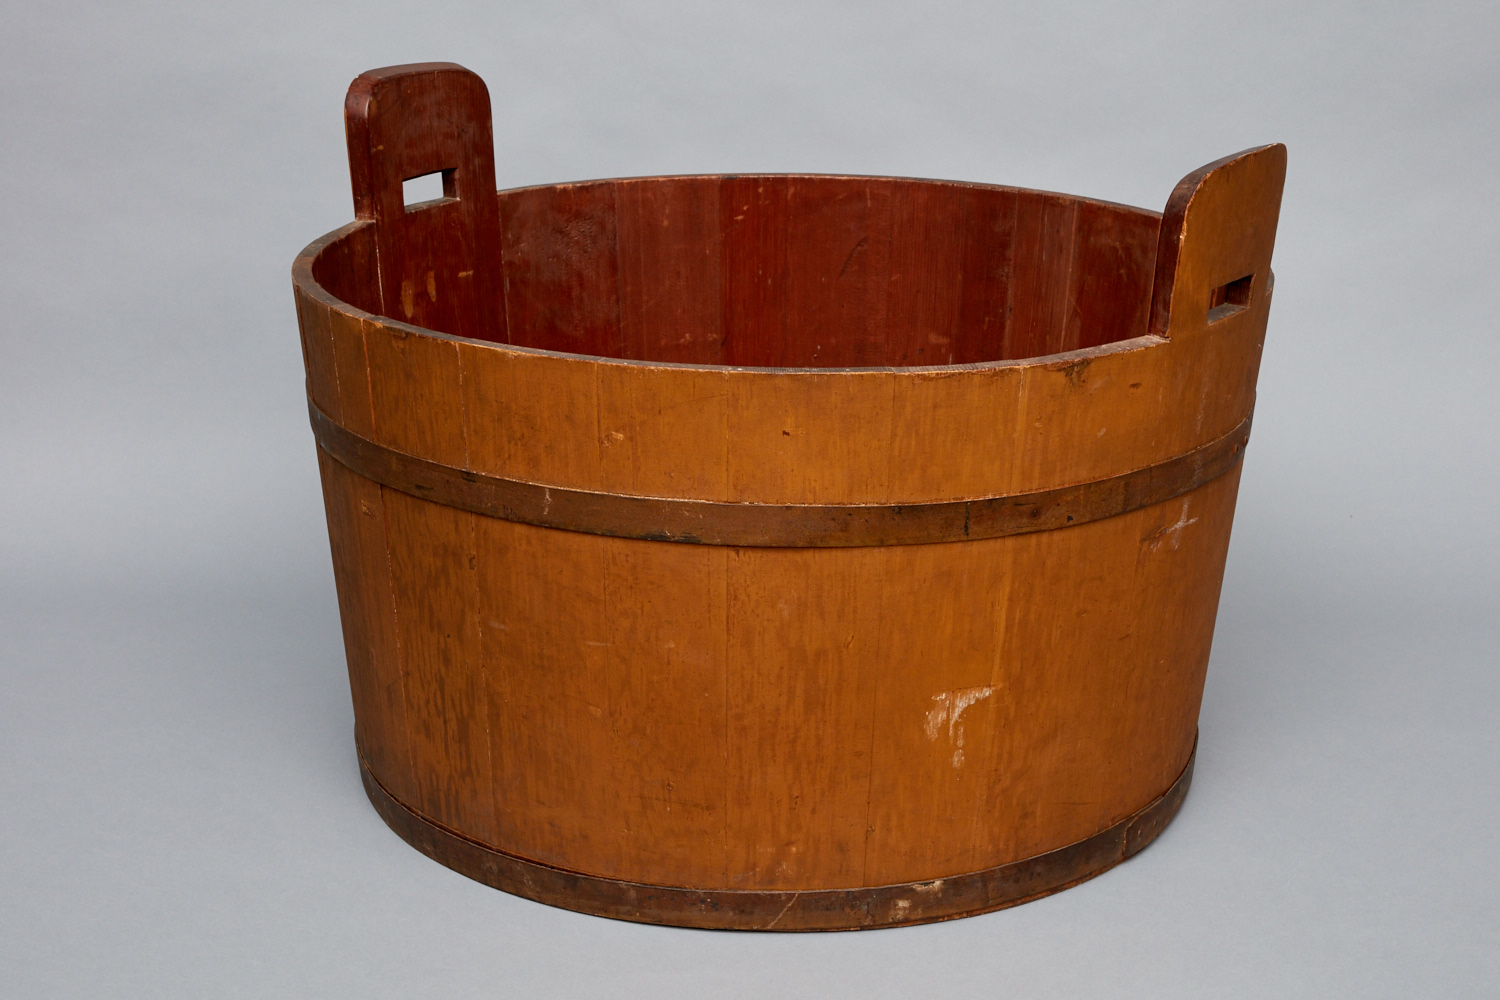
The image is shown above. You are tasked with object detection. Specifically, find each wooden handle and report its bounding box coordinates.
[344,63,506,343]
[1148,144,1287,339]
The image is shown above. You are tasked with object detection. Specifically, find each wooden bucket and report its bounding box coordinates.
[293,63,1285,930]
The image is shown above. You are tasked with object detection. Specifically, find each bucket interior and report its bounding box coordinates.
[315,175,1161,368]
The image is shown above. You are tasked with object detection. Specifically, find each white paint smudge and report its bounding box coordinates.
[924,685,996,769]
[1146,497,1199,552]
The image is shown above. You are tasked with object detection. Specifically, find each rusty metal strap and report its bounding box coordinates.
[309,397,1250,548]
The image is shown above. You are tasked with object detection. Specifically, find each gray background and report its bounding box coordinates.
[3,1,1496,996]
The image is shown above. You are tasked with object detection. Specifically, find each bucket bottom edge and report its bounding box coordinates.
[357,737,1195,932]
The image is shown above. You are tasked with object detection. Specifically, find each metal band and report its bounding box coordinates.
[359,738,1194,931]
[311,397,1249,548]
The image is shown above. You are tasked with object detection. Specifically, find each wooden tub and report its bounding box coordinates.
[293,63,1285,930]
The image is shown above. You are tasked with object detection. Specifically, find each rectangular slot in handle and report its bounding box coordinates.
[1207,273,1254,323]
[402,169,456,210]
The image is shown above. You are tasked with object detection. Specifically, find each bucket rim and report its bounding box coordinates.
[293,172,1176,377]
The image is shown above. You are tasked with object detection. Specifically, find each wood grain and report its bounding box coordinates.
[615,177,725,364]
[500,181,622,357]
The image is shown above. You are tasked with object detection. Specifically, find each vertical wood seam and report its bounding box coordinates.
[611,180,629,360]
[499,203,515,346]
[377,481,418,794]
[469,509,495,837]
[368,215,388,332]
[882,373,896,506]
[719,546,730,886]
[1000,195,1020,359]
[455,339,470,472]
[608,182,625,359]
[294,296,312,395]
[857,558,886,887]
[1058,202,1080,354]
[779,179,791,369]
[971,541,1017,870]
[328,305,346,420]
[951,190,969,366]
[593,356,613,864]
[600,532,615,863]
[354,320,379,442]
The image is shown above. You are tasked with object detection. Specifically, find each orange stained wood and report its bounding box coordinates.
[294,62,1285,921]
